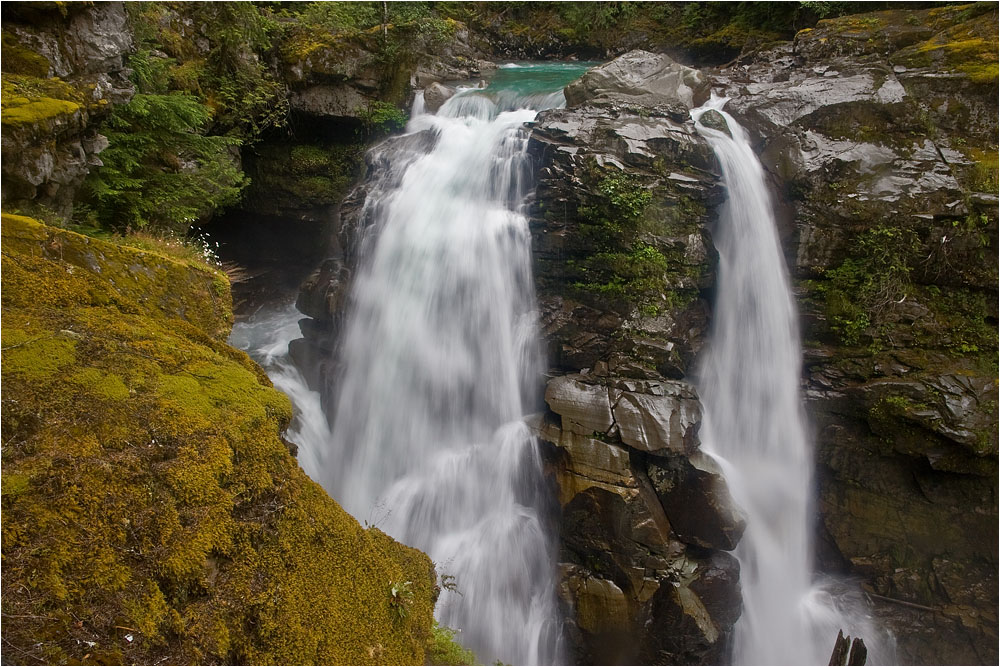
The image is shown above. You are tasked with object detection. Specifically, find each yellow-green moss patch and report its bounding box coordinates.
[893,8,999,83]
[1,31,51,77]
[1,215,436,665]
[1,73,85,127]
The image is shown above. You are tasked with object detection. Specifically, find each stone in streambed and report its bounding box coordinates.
[699,109,731,137]
[423,82,455,114]
[564,50,710,109]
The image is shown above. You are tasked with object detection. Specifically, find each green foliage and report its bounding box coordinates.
[198,4,287,138]
[425,621,477,666]
[85,3,298,234]
[297,1,456,49]
[559,2,638,32]
[820,224,922,347]
[356,100,409,136]
[87,93,247,234]
[568,170,686,312]
[389,580,415,620]
[300,1,381,32]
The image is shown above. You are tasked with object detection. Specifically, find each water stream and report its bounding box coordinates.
[692,96,892,665]
[233,63,591,666]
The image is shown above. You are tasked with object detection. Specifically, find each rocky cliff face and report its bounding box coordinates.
[526,52,744,665]
[712,4,998,664]
[1,2,133,216]
[0,213,437,665]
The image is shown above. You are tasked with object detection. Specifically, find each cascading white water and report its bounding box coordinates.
[326,88,562,667]
[234,64,594,665]
[692,96,892,665]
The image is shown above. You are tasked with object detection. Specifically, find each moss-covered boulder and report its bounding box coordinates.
[0,214,436,665]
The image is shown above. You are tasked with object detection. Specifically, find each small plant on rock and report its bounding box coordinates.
[388,580,414,620]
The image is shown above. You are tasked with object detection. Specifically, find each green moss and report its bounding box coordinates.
[2,329,78,380]
[1,215,436,664]
[247,140,363,210]
[68,368,130,401]
[893,8,998,83]
[966,148,999,192]
[1,73,85,127]
[1,95,80,125]
[290,144,335,172]
[1,32,51,77]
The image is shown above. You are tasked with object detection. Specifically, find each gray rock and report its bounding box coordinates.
[1,2,133,215]
[423,82,456,114]
[612,384,702,454]
[545,375,614,436]
[290,85,372,119]
[699,109,731,137]
[564,50,709,109]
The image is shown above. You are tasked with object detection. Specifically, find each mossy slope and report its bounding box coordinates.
[1,214,435,665]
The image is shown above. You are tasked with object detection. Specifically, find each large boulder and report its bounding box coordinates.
[423,82,456,113]
[564,50,710,109]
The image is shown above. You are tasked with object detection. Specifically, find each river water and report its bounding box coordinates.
[692,96,892,665]
[232,63,591,665]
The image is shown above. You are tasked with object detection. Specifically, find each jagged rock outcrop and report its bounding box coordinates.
[0,213,437,665]
[1,2,134,215]
[712,5,998,664]
[525,51,744,665]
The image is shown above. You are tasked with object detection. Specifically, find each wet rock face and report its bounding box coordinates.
[531,371,745,664]
[713,5,998,664]
[527,99,721,380]
[1,2,134,215]
[525,50,741,665]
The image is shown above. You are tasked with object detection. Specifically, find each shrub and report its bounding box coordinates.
[87,93,247,234]
[821,224,921,346]
[425,621,477,666]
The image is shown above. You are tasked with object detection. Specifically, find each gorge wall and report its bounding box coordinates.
[2,2,997,665]
[714,6,998,663]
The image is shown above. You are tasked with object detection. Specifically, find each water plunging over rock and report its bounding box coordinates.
[692,95,892,665]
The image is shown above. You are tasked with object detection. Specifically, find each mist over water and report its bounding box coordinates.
[692,96,893,665]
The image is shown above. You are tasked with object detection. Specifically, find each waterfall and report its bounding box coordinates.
[692,96,892,665]
[234,63,592,666]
